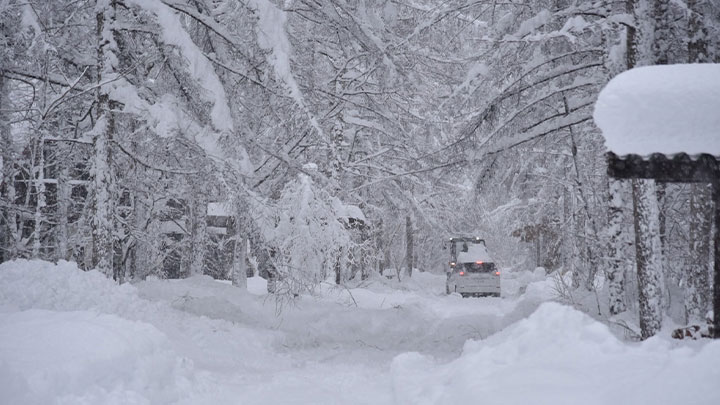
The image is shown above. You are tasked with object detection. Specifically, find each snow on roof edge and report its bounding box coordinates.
[594,64,720,157]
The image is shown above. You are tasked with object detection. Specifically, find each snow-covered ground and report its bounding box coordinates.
[1,260,718,404]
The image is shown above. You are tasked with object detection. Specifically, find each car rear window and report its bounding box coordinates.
[461,262,496,273]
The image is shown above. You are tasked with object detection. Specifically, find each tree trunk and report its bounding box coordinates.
[561,186,572,274]
[571,193,583,289]
[685,0,714,329]
[655,182,670,310]
[607,178,627,315]
[32,138,46,259]
[377,219,385,275]
[91,116,114,275]
[686,183,712,323]
[131,193,151,279]
[656,183,666,256]
[335,247,342,285]
[0,67,18,261]
[91,1,118,276]
[688,0,710,63]
[628,0,655,68]
[190,195,207,276]
[383,239,390,277]
[626,0,639,69]
[406,215,413,277]
[231,231,247,289]
[653,0,671,64]
[632,179,665,339]
[32,51,51,259]
[56,158,70,261]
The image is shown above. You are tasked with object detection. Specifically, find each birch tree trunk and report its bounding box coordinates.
[607,178,627,315]
[632,179,665,339]
[31,51,51,259]
[91,0,118,276]
[32,136,46,259]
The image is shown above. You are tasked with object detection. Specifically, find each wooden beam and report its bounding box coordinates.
[714,182,720,338]
[607,152,720,183]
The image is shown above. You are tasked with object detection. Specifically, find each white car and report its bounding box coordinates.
[445,237,500,297]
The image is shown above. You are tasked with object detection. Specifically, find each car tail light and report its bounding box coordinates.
[495,271,500,276]
[475,261,483,264]
[459,271,465,276]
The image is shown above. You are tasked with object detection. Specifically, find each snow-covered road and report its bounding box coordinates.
[1,260,718,404]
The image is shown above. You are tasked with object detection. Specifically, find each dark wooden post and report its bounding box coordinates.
[713,181,720,338]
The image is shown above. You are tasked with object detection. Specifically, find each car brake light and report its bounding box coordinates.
[495,271,500,276]
[475,261,483,264]
[459,271,465,276]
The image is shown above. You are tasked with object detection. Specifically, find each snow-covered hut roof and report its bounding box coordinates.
[594,64,720,157]
[207,202,231,217]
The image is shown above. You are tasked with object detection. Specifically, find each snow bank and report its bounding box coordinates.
[0,260,141,314]
[247,275,268,295]
[391,302,720,405]
[594,64,720,156]
[0,262,198,404]
[0,310,192,405]
[137,274,266,325]
[500,267,549,297]
[6,260,712,404]
[0,260,279,403]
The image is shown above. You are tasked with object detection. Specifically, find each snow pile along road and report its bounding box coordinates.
[391,302,720,405]
[1,260,719,404]
[0,310,193,405]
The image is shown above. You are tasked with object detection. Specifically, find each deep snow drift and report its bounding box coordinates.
[1,260,718,404]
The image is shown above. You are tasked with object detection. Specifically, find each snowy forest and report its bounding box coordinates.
[3,0,720,339]
[2,0,720,403]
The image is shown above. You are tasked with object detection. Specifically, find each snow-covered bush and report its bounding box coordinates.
[261,170,354,295]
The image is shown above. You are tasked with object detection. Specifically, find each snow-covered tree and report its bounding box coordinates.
[261,167,354,294]
[632,179,665,339]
